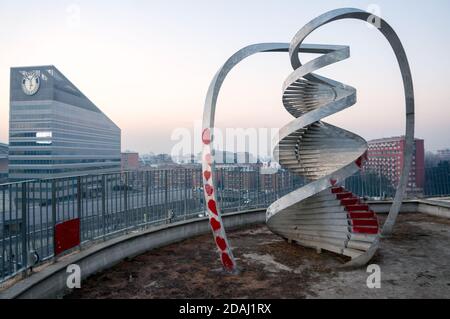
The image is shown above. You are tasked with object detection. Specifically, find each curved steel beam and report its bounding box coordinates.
[268,8,414,268]
[201,43,290,272]
[202,8,414,272]
[288,8,415,237]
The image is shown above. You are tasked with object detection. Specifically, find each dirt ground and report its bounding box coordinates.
[66,213,450,299]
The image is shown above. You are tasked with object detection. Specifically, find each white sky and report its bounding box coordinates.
[0,0,449,154]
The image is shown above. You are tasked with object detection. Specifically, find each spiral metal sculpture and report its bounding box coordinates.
[202,8,414,272]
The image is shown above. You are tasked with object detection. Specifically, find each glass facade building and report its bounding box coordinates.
[0,143,7,183]
[8,66,121,181]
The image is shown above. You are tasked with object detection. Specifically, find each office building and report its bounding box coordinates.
[436,149,450,162]
[8,66,121,181]
[0,143,8,183]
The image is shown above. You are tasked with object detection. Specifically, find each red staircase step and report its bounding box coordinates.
[346,204,369,212]
[353,227,379,235]
[341,197,359,206]
[336,192,353,200]
[349,211,376,219]
[352,219,379,227]
[331,187,344,194]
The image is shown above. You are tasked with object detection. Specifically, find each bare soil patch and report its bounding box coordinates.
[66,213,450,299]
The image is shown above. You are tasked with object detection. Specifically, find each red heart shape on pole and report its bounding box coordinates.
[210,218,221,231]
[208,200,218,215]
[205,184,214,196]
[216,236,227,251]
[204,171,211,181]
[221,253,234,271]
[202,128,211,145]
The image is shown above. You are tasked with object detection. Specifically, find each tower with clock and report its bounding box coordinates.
[21,70,41,95]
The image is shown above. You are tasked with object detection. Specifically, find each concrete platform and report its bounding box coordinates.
[66,213,450,299]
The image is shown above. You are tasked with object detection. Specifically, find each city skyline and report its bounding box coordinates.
[0,3,450,301]
[1,0,450,154]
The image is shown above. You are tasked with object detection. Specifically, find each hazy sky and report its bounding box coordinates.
[0,0,449,154]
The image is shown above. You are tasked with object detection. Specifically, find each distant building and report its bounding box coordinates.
[141,153,174,167]
[8,66,121,181]
[364,136,425,192]
[436,149,450,162]
[214,151,256,164]
[155,154,174,164]
[172,153,198,164]
[121,152,140,171]
[172,151,258,165]
[215,164,258,190]
[0,143,8,183]
[425,151,441,168]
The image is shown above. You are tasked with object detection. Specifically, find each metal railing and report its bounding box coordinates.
[1,164,449,283]
[0,167,304,283]
[346,165,450,199]
[424,162,450,197]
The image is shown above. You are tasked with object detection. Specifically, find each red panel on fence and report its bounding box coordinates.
[54,218,80,256]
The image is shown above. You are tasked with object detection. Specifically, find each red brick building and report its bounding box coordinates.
[121,152,140,171]
[364,136,425,192]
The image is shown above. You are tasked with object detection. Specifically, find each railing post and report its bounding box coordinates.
[218,168,223,213]
[51,180,57,261]
[238,168,242,212]
[145,170,149,209]
[77,176,82,219]
[256,166,260,208]
[184,169,188,220]
[124,173,128,232]
[145,171,149,227]
[101,175,106,239]
[276,172,280,199]
[77,176,82,248]
[21,182,28,276]
[164,170,168,224]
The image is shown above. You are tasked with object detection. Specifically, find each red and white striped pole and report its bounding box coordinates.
[202,128,237,273]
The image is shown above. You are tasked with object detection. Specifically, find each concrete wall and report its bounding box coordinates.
[2,199,450,299]
[417,200,450,219]
[367,200,450,219]
[0,209,265,299]
[368,200,419,214]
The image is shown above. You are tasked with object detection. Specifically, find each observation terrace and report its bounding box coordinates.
[0,168,449,299]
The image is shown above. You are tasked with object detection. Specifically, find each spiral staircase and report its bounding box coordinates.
[202,8,414,271]
[266,43,381,264]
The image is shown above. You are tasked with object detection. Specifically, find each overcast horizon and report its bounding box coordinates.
[1,0,449,155]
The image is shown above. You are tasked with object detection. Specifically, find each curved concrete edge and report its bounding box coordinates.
[417,200,450,219]
[368,200,419,214]
[368,199,450,219]
[342,237,380,269]
[1,200,449,299]
[0,209,266,299]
